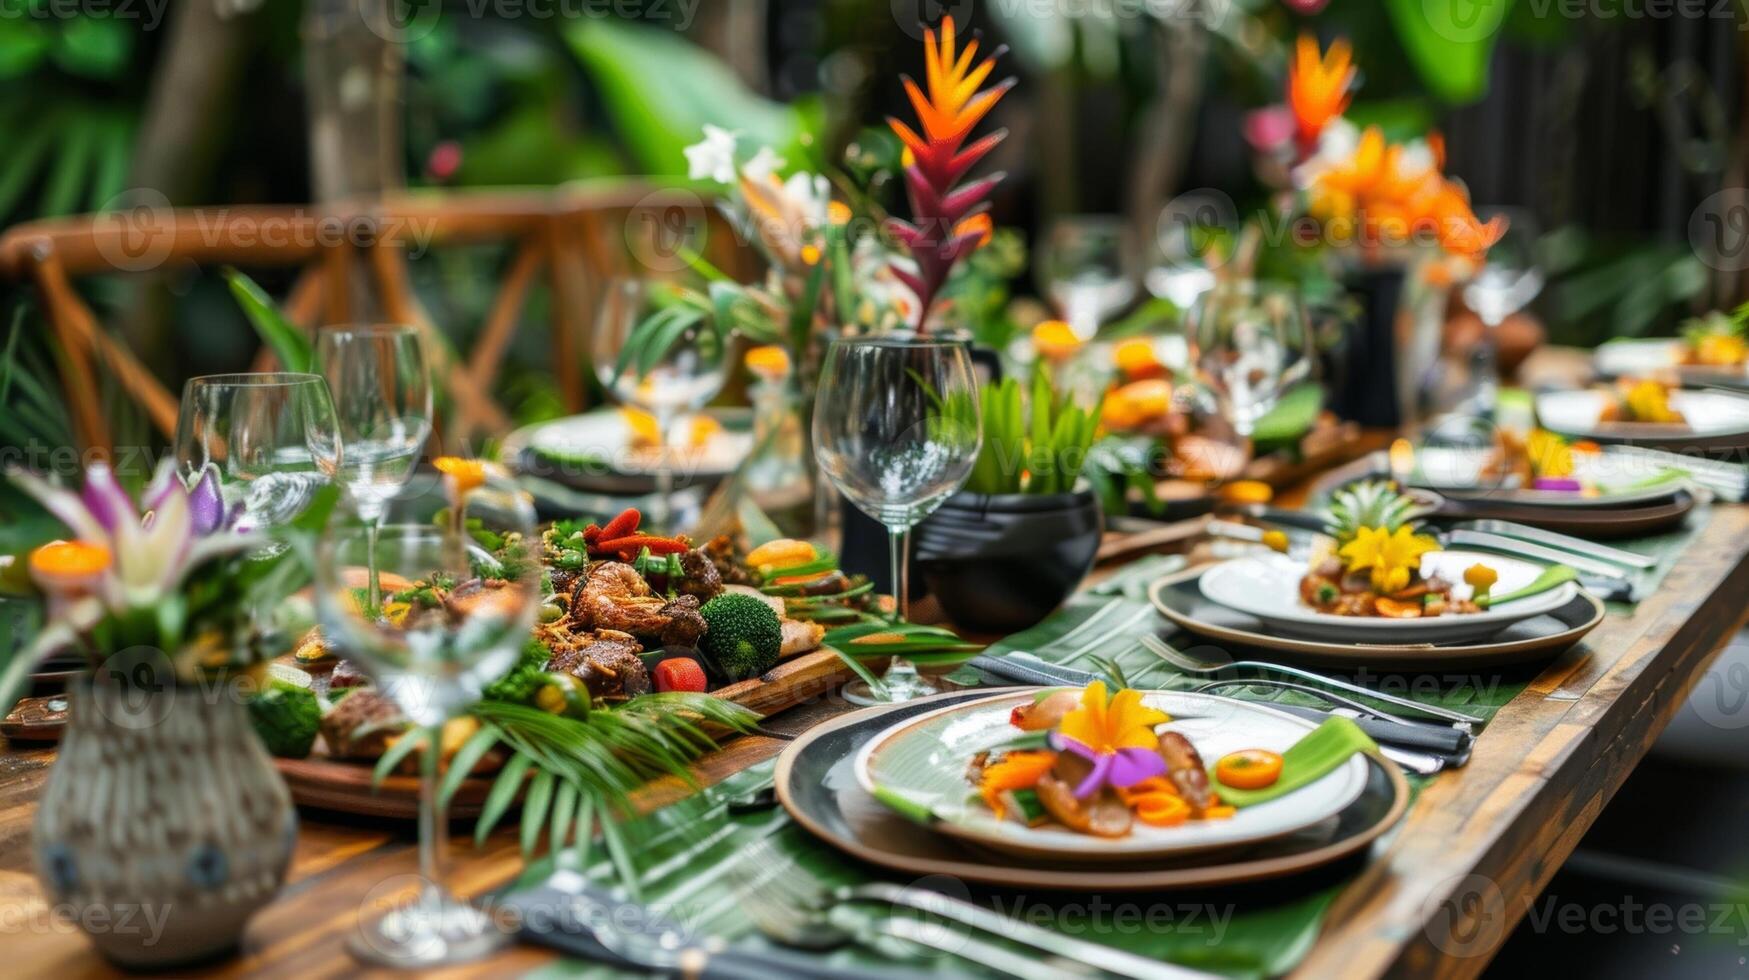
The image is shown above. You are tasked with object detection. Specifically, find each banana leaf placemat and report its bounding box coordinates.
[516,758,1356,980]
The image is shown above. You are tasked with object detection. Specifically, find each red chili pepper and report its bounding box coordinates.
[598,508,641,541]
[592,534,690,559]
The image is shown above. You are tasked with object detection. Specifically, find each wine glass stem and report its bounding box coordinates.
[364,517,382,611]
[888,526,909,622]
[652,408,675,533]
[418,723,450,904]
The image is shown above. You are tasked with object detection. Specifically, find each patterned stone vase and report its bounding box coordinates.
[33,678,297,968]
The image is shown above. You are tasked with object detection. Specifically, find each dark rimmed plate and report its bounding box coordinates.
[1149,567,1605,669]
[1537,388,1749,453]
[501,407,753,495]
[1432,488,1696,539]
[775,688,1409,891]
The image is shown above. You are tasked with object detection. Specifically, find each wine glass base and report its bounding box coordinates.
[349,892,510,968]
[842,672,942,707]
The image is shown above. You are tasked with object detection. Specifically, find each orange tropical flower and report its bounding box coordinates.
[745,344,792,381]
[1031,319,1083,361]
[1288,34,1355,150]
[886,16,1014,328]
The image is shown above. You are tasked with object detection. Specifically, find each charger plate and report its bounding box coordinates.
[1537,389,1749,452]
[775,688,1409,891]
[1150,567,1605,669]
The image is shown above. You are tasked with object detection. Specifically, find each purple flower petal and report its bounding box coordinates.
[1072,752,1112,800]
[187,465,225,536]
[79,462,133,533]
[1107,747,1169,788]
[142,458,181,513]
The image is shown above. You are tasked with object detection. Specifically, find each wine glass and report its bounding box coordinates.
[1185,281,1315,447]
[591,278,730,532]
[813,336,981,704]
[1145,195,1234,310]
[315,469,539,967]
[316,324,433,606]
[1460,207,1542,418]
[174,372,342,542]
[1037,215,1138,341]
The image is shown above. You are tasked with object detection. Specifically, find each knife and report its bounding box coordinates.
[1450,519,1657,569]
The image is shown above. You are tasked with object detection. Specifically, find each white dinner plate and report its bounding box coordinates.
[855,689,1369,862]
[1198,550,1580,643]
[1411,446,1689,508]
[1593,339,1749,388]
[1536,389,1749,450]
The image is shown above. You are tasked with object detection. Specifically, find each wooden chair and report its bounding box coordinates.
[0,182,750,457]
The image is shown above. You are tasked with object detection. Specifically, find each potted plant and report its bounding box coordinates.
[913,366,1105,632]
[4,460,327,968]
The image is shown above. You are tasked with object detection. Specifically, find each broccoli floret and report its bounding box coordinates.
[248,687,321,758]
[698,593,783,680]
[481,638,554,703]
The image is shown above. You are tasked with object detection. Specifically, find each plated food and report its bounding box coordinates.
[502,407,754,492]
[251,508,872,772]
[780,689,1411,890]
[1536,386,1749,450]
[857,685,1373,861]
[1594,311,1749,387]
[1201,482,1579,642]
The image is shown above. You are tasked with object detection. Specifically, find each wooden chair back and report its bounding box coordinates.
[0,182,750,456]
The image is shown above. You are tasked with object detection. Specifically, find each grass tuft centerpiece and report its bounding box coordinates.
[915,366,1107,632]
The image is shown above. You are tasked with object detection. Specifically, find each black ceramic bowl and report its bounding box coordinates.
[913,486,1103,633]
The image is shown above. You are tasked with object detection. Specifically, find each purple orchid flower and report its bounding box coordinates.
[1050,732,1170,800]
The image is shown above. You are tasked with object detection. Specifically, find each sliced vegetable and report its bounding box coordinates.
[1214,749,1284,790]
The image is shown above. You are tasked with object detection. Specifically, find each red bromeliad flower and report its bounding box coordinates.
[885,16,1014,331]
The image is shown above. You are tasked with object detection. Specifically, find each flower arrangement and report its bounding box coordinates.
[884,15,1013,330]
[2,460,330,711]
[1284,34,1504,261]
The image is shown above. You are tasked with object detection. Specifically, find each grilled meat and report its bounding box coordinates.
[329,659,371,690]
[1157,731,1213,814]
[544,629,652,698]
[319,690,408,759]
[704,535,754,586]
[571,562,708,645]
[780,617,825,656]
[641,548,724,603]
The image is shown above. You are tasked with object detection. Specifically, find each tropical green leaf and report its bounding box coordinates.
[370,726,427,789]
[1384,0,1509,104]
[521,769,556,855]
[223,268,312,372]
[476,751,534,846]
[438,724,504,810]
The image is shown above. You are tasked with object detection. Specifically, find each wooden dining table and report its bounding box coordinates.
[5,489,1749,979]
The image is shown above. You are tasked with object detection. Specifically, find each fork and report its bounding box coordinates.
[734,843,1090,980]
[1137,633,1483,727]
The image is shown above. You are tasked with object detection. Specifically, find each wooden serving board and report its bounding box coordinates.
[274,645,858,819]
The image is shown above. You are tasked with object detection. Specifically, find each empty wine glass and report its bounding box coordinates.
[316,468,539,967]
[1186,281,1314,444]
[174,372,342,544]
[1460,207,1542,417]
[813,336,980,704]
[1038,215,1138,340]
[1145,195,1235,310]
[317,324,433,606]
[591,278,730,532]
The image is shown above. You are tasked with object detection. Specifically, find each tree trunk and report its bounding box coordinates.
[694,0,768,94]
[1125,20,1208,253]
[132,0,252,202]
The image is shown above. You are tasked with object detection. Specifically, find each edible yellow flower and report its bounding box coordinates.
[1338,525,1439,595]
[745,345,793,381]
[1464,563,1498,598]
[1057,681,1171,755]
[1527,429,1573,479]
[432,456,486,496]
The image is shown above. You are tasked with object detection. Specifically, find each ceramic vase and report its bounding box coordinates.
[34,678,296,968]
